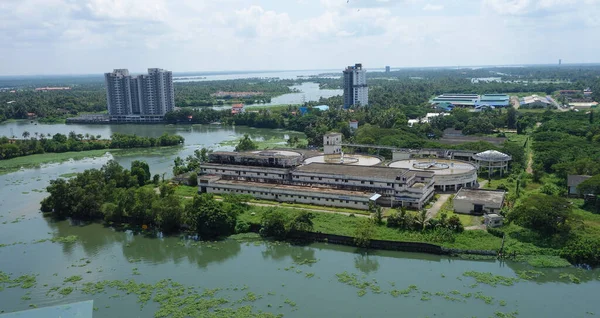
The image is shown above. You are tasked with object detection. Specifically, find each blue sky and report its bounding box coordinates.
[1,0,599,75]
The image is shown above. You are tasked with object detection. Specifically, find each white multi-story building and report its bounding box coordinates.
[343,63,368,108]
[104,68,175,121]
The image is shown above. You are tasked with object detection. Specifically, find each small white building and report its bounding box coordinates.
[473,150,512,177]
[484,214,504,228]
[323,133,342,155]
[349,120,359,130]
[453,188,505,215]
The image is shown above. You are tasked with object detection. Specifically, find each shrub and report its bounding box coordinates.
[235,220,251,234]
[559,237,600,266]
[259,209,288,239]
[187,172,198,186]
[487,227,505,238]
[496,183,508,191]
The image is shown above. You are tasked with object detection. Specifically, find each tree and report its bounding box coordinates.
[185,194,237,238]
[354,218,375,248]
[506,107,517,129]
[131,161,151,185]
[235,134,258,152]
[152,195,183,233]
[414,209,430,231]
[578,175,600,196]
[22,131,30,139]
[188,172,198,186]
[259,209,288,239]
[508,194,574,235]
[369,202,383,225]
[288,211,315,234]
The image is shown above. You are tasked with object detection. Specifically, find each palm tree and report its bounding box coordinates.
[85,133,90,140]
[34,132,39,139]
[22,131,30,139]
[414,209,430,232]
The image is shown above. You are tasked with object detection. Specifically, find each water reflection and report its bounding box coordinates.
[354,251,380,274]
[261,241,316,263]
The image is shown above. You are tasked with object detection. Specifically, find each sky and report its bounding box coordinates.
[1,0,599,75]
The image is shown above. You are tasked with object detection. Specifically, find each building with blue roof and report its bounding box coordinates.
[475,94,510,107]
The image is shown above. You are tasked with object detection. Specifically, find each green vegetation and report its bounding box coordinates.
[234,134,258,152]
[462,271,519,287]
[0,132,183,160]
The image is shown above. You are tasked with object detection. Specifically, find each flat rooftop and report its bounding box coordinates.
[212,179,374,198]
[295,163,407,180]
[388,159,476,175]
[455,188,505,205]
[210,150,302,159]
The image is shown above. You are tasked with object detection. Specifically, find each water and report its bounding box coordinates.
[0,124,599,317]
[0,122,305,178]
[173,70,340,82]
[211,82,342,109]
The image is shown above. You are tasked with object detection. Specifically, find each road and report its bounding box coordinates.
[425,194,451,219]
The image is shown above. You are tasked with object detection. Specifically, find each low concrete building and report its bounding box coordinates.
[484,213,504,228]
[453,188,505,215]
[567,174,592,196]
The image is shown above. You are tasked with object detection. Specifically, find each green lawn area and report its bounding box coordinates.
[512,92,547,97]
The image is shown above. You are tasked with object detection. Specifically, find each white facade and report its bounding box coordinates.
[343,63,368,108]
[454,189,505,215]
[104,68,175,119]
[323,133,342,155]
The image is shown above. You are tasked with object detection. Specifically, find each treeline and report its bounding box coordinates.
[41,160,315,238]
[530,111,600,177]
[174,79,295,107]
[0,132,183,160]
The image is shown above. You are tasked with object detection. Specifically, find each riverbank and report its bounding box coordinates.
[0,147,182,175]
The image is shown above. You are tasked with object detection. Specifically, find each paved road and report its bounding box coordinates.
[426,194,451,219]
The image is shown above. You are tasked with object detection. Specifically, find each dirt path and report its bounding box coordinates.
[478,180,488,189]
[426,194,451,219]
[526,152,533,174]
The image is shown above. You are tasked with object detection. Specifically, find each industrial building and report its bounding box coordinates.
[199,150,435,210]
[430,94,510,108]
[104,68,175,122]
[343,63,369,108]
[519,95,552,108]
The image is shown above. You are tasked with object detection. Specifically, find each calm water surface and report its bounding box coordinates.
[0,124,599,317]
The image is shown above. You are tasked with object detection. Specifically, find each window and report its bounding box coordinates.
[335,179,339,182]
[346,200,349,203]
[311,177,314,180]
[361,181,365,184]
[387,183,391,186]
[370,181,373,185]
[318,177,322,180]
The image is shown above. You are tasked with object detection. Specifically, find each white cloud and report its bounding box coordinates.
[423,3,444,10]
[0,0,598,75]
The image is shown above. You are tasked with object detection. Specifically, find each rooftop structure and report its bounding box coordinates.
[231,103,245,114]
[314,105,330,111]
[388,159,478,192]
[472,150,511,177]
[454,188,505,215]
[208,150,303,168]
[296,163,406,181]
[475,94,510,107]
[430,94,479,107]
[567,174,592,196]
[519,95,552,108]
[343,63,368,108]
[569,102,598,109]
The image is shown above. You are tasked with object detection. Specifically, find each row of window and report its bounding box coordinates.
[209,187,368,206]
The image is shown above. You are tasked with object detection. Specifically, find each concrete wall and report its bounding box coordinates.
[454,199,502,214]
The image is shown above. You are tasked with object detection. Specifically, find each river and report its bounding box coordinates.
[0,123,599,317]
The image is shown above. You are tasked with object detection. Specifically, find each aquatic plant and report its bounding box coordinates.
[516,270,545,280]
[462,271,519,287]
[59,287,74,295]
[559,273,581,284]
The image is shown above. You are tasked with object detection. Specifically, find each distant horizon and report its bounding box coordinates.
[2,62,600,78]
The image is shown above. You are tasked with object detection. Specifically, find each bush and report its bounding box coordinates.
[188,172,198,186]
[496,183,508,191]
[559,237,600,266]
[260,209,288,239]
[487,227,505,238]
[235,220,251,234]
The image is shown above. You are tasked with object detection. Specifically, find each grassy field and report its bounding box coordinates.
[218,134,307,150]
[238,205,504,250]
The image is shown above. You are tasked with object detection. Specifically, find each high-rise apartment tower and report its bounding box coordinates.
[104,68,175,121]
[343,63,368,108]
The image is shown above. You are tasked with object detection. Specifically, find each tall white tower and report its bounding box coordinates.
[343,63,369,108]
